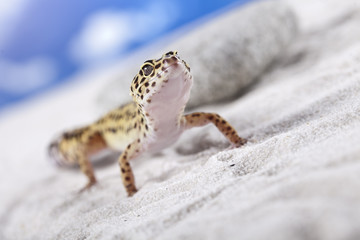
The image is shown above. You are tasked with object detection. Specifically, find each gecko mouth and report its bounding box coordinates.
[144,60,193,104]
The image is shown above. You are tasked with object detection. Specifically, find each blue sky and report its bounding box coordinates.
[0,0,253,110]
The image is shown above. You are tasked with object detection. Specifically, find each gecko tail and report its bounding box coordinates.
[48,136,77,168]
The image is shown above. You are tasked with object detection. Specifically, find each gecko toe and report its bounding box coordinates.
[78,180,97,193]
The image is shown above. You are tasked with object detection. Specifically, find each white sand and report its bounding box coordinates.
[1,0,360,239]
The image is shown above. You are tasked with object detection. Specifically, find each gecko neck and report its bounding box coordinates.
[140,65,192,150]
[144,68,191,131]
[144,101,185,130]
[141,101,185,153]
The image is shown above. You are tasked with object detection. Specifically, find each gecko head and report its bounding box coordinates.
[130,51,193,109]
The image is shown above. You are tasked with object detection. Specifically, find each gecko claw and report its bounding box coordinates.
[235,138,247,147]
[128,190,137,197]
[126,184,138,197]
[227,138,247,150]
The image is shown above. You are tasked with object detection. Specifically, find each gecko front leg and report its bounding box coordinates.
[183,112,247,147]
[118,139,143,196]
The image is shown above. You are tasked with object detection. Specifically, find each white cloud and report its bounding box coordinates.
[69,0,179,66]
[0,0,31,47]
[0,57,57,95]
[69,11,132,66]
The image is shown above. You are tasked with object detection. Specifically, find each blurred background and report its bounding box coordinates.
[0,0,254,112]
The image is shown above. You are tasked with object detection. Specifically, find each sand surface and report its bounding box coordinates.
[1,0,360,239]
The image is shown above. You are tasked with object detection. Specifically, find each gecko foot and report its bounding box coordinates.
[78,180,97,193]
[126,184,138,197]
[227,138,247,149]
[236,138,247,147]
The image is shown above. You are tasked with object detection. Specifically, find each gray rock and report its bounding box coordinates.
[98,0,298,109]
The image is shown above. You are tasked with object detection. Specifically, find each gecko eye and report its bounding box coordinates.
[142,64,154,76]
[165,51,174,57]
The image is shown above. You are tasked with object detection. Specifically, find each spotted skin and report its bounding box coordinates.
[184,113,247,147]
[118,139,142,195]
[49,51,247,196]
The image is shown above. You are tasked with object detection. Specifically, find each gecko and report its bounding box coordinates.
[48,51,247,196]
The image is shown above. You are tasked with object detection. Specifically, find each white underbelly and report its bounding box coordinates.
[146,128,183,153]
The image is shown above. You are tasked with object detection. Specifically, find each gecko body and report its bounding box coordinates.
[49,51,247,196]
